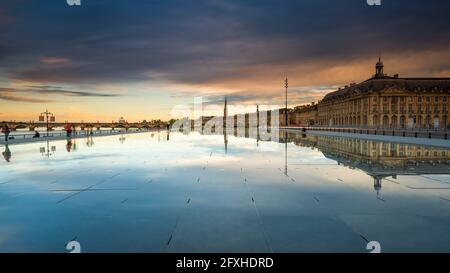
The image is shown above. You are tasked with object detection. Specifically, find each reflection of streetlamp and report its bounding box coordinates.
[40,140,56,158]
[39,109,55,137]
[284,131,288,176]
[284,78,289,127]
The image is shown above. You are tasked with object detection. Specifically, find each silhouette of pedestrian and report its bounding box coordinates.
[2,144,11,162]
[2,123,10,142]
[64,123,72,137]
[66,139,73,152]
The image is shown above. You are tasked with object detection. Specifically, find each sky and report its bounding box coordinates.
[1,0,450,122]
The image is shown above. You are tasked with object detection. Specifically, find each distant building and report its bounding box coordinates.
[315,59,450,129]
[118,117,126,124]
[289,103,318,126]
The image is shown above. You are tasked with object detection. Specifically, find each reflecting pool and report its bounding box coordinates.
[0,130,449,253]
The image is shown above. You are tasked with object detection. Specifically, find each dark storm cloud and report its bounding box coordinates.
[0,86,119,103]
[0,87,53,102]
[26,85,120,97]
[0,0,450,86]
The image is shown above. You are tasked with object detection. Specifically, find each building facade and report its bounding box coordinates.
[289,104,318,126]
[310,59,450,130]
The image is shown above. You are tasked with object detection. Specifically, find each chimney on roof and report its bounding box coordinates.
[394,74,399,78]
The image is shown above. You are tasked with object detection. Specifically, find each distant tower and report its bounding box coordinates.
[223,96,228,154]
[375,58,384,77]
[224,96,228,118]
[284,78,289,126]
[256,104,260,129]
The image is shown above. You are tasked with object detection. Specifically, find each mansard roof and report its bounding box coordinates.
[322,76,450,103]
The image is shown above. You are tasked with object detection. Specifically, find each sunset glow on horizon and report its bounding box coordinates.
[1,0,450,122]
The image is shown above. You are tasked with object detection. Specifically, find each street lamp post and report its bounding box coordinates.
[284,78,289,127]
[39,109,55,137]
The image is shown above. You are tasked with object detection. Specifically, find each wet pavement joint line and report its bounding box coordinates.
[406,186,450,190]
[359,234,369,243]
[56,177,112,204]
[110,173,121,179]
[0,179,14,185]
[240,172,273,253]
[422,175,449,184]
[385,178,400,184]
[166,234,173,246]
[50,188,137,192]
[65,236,78,247]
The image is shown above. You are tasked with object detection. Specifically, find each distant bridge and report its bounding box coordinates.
[2,121,166,131]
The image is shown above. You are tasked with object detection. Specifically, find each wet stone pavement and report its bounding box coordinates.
[0,131,449,253]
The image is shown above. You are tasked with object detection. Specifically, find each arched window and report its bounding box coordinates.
[392,115,398,128]
[373,115,379,127]
[383,115,389,128]
[400,116,406,129]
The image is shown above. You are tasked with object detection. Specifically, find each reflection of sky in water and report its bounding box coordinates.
[0,131,449,253]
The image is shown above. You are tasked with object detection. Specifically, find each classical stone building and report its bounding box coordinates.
[289,103,318,126]
[314,59,450,130]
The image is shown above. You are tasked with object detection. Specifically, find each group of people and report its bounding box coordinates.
[1,123,96,142]
[1,123,43,141]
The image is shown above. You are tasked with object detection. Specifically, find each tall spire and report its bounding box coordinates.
[224,96,228,117]
[223,96,228,154]
[256,104,259,129]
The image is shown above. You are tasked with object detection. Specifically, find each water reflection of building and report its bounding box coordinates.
[197,127,450,197]
[286,133,450,172]
[285,132,450,197]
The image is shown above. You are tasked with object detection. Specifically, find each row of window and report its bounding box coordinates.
[373,96,448,103]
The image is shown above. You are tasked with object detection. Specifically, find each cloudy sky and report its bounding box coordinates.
[1,0,450,122]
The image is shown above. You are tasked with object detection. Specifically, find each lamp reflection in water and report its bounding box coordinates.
[40,140,56,158]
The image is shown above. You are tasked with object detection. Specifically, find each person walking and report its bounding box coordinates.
[64,123,72,137]
[2,124,11,142]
